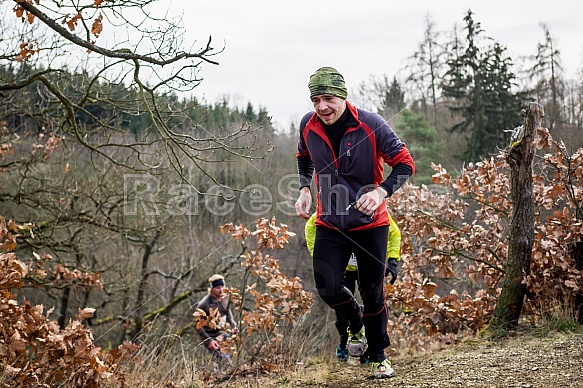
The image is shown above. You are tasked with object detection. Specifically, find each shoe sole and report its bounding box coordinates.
[374,373,395,379]
[373,367,395,379]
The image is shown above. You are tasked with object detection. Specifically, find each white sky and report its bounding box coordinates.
[168,0,582,131]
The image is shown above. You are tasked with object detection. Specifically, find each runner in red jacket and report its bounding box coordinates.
[295,67,414,379]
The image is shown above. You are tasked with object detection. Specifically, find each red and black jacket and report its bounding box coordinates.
[297,101,414,231]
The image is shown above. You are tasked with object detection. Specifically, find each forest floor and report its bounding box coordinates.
[212,329,583,388]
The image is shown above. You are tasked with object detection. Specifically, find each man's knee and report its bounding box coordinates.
[317,289,347,306]
[316,285,337,299]
[314,262,343,298]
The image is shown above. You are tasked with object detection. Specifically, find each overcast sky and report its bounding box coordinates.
[168,0,582,130]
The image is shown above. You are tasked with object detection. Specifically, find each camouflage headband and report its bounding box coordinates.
[308,67,348,99]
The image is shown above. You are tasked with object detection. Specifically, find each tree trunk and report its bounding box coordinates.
[487,103,544,333]
[569,241,583,323]
[131,229,161,340]
[58,250,82,329]
[58,286,71,329]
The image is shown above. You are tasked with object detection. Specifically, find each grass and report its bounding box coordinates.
[105,299,583,387]
[107,311,338,387]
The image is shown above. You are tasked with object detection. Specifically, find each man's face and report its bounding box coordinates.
[311,94,346,125]
[210,285,224,300]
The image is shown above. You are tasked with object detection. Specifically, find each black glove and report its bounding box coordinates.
[385,258,398,284]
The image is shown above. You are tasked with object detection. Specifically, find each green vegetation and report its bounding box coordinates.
[393,109,444,184]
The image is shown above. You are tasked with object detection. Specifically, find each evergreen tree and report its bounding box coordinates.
[394,109,444,184]
[379,77,406,120]
[257,107,272,125]
[0,64,275,145]
[483,43,527,143]
[354,75,406,122]
[441,10,524,161]
[245,102,257,122]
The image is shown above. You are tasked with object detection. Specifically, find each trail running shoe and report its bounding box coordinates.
[335,345,349,362]
[370,359,395,379]
[346,326,367,357]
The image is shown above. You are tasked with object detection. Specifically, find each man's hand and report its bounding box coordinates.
[355,186,387,216]
[207,339,220,351]
[295,187,312,219]
[385,258,398,284]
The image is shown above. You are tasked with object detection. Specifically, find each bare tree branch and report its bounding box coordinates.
[14,0,220,66]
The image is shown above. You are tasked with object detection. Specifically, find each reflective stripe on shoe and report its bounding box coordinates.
[370,359,395,379]
[346,327,367,357]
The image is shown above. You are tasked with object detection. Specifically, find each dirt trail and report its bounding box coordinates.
[215,331,583,387]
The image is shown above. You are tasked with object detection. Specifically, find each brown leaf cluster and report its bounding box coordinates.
[193,307,223,331]
[0,122,16,163]
[218,217,312,373]
[527,129,583,303]
[250,218,296,250]
[12,1,39,25]
[51,263,103,290]
[387,127,582,351]
[62,12,83,32]
[1,125,60,165]
[0,143,14,159]
[13,42,39,63]
[0,216,137,387]
[12,1,105,62]
[31,132,62,161]
[12,3,40,62]
[91,14,103,38]
[0,218,34,254]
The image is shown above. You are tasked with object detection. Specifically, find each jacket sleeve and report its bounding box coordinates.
[196,297,212,342]
[387,213,402,261]
[197,326,212,343]
[297,113,315,189]
[373,113,415,172]
[379,162,413,197]
[369,112,415,196]
[297,156,314,189]
[304,213,317,257]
